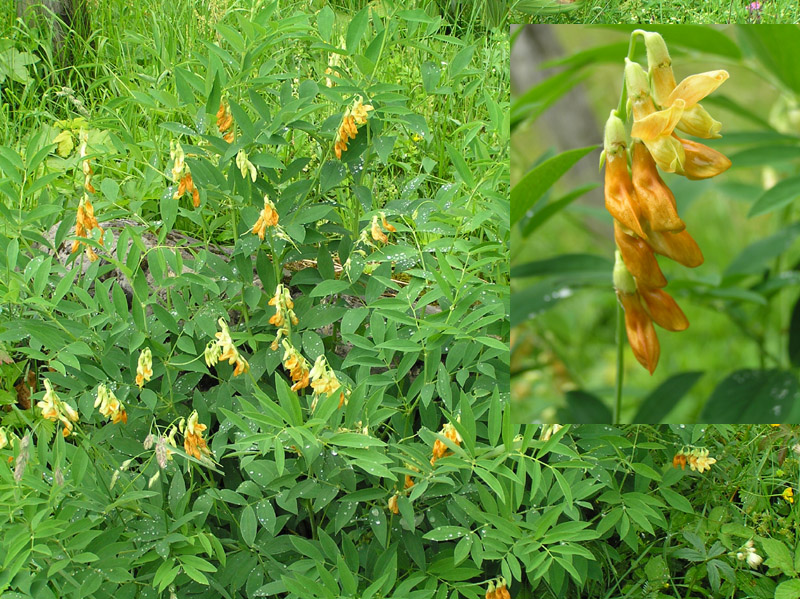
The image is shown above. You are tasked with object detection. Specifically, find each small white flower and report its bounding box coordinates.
[746,551,763,568]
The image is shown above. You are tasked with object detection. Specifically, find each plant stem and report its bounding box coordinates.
[614,301,624,425]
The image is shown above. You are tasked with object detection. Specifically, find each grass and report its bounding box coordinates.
[512,0,800,24]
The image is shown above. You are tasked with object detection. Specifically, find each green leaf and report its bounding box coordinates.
[750,177,800,217]
[328,432,386,448]
[739,26,800,96]
[346,7,369,54]
[422,526,469,541]
[659,487,694,514]
[241,504,257,546]
[630,462,662,482]
[559,390,611,423]
[700,369,799,423]
[310,279,351,298]
[776,579,800,599]
[317,5,335,42]
[320,160,347,193]
[761,537,797,577]
[632,371,704,424]
[520,183,598,237]
[511,146,598,226]
[724,224,800,278]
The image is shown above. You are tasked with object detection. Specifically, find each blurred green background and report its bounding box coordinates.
[512,25,800,423]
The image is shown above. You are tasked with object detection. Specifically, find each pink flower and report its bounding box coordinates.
[748,1,761,11]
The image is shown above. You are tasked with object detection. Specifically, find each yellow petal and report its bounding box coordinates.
[641,135,685,174]
[631,99,685,141]
[666,70,729,108]
[677,103,723,139]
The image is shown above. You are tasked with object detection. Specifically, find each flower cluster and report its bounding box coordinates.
[486,577,512,599]
[370,212,396,244]
[268,284,298,350]
[37,379,79,437]
[431,421,462,466]
[180,410,211,460]
[606,31,731,374]
[135,348,153,388]
[308,354,347,410]
[281,340,310,391]
[170,141,200,208]
[334,96,373,159]
[672,446,716,474]
[736,539,763,568]
[205,318,250,376]
[253,195,280,241]
[217,100,234,143]
[95,384,127,424]
[71,130,104,262]
[236,149,257,182]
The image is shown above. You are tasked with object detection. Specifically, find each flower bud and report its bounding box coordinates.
[605,153,647,239]
[639,286,689,332]
[674,136,731,180]
[678,104,723,139]
[631,141,685,233]
[643,225,704,268]
[612,249,637,295]
[614,224,667,289]
[618,290,660,374]
[644,32,675,107]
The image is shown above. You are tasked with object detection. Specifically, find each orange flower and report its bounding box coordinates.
[388,494,399,514]
[217,100,234,141]
[404,474,414,489]
[603,114,646,239]
[253,196,279,240]
[371,215,388,243]
[180,410,211,459]
[334,96,373,159]
[281,340,310,391]
[631,141,684,233]
[672,452,687,470]
[673,135,732,180]
[94,384,127,424]
[135,348,153,388]
[613,222,667,289]
[430,421,462,465]
[617,288,660,374]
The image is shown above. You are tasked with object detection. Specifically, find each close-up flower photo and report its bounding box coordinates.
[512,25,800,423]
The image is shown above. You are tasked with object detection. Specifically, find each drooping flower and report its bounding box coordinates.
[672,452,687,470]
[431,421,463,466]
[687,447,716,474]
[94,384,127,424]
[783,486,794,504]
[268,284,298,350]
[37,379,80,437]
[71,196,104,262]
[236,149,257,182]
[180,410,211,460]
[217,100,234,143]
[308,355,344,411]
[170,141,200,208]
[371,215,388,244]
[631,141,684,233]
[334,95,374,159]
[253,195,279,240]
[206,318,249,376]
[387,494,399,514]
[135,348,153,388]
[281,340,310,391]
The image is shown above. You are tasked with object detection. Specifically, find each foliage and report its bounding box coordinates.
[0,1,510,597]
[512,424,800,599]
[511,25,800,423]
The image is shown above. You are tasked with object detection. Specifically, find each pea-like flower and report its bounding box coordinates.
[334,96,373,159]
[253,195,279,240]
[37,379,80,437]
[180,410,211,460]
[95,384,127,424]
[206,318,249,376]
[135,348,153,388]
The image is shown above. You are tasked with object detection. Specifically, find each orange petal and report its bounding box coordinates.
[644,224,704,268]
[631,142,685,233]
[614,222,667,289]
[604,154,647,239]
[643,227,703,268]
[674,136,731,180]
[638,286,689,331]
[618,291,660,374]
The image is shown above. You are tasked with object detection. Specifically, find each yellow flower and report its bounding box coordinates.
[208,318,249,376]
[281,340,310,391]
[253,195,279,240]
[94,384,127,424]
[783,487,794,504]
[0,426,9,450]
[308,355,344,411]
[388,494,399,514]
[135,348,153,388]
[170,141,200,207]
[431,421,463,466]
[236,149,257,182]
[334,95,373,159]
[371,215,388,244]
[217,100,234,142]
[180,410,211,460]
[37,379,79,437]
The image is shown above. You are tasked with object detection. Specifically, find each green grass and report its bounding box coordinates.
[512,0,800,24]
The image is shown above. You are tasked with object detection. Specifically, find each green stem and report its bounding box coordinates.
[614,301,625,425]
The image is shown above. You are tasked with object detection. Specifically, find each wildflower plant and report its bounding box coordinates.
[0,3,509,597]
